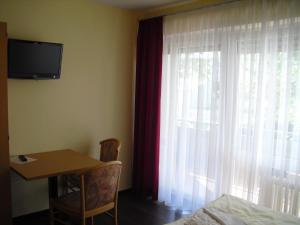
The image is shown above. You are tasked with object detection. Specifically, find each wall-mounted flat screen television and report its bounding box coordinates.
[8,39,63,79]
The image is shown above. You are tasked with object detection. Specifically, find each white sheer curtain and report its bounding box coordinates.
[159,0,300,216]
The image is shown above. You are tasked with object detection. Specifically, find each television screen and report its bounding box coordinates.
[8,39,63,79]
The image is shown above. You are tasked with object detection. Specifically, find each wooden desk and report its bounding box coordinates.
[11,149,102,199]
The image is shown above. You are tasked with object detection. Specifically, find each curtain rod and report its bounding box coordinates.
[139,0,242,20]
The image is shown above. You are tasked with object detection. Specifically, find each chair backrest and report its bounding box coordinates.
[82,161,122,211]
[99,138,121,162]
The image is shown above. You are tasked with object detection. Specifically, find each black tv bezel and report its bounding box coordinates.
[8,38,64,80]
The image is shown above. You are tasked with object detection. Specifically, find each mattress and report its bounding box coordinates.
[166,195,300,225]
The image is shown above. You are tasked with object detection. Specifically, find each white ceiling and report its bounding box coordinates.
[96,0,184,9]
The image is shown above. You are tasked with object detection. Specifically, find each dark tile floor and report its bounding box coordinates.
[13,190,187,225]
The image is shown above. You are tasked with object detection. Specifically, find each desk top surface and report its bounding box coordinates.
[10,149,102,180]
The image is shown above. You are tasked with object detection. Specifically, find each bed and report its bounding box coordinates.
[166,195,300,225]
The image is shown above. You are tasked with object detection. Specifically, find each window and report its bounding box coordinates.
[159,2,300,215]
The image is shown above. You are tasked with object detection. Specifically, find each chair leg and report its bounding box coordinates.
[81,217,86,225]
[114,206,118,225]
[91,216,94,225]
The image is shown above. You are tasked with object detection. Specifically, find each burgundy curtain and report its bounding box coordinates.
[133,17,163,200]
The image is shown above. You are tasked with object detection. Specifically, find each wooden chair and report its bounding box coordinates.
[50,161,122,225]
[62,138,121,193]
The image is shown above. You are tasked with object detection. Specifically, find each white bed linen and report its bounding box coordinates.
[166,195,300,225]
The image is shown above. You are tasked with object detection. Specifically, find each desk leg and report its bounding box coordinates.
[48,176,58,225]
[48,176,58,199]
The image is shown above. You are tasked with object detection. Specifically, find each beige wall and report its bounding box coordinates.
[0,0,137,217]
